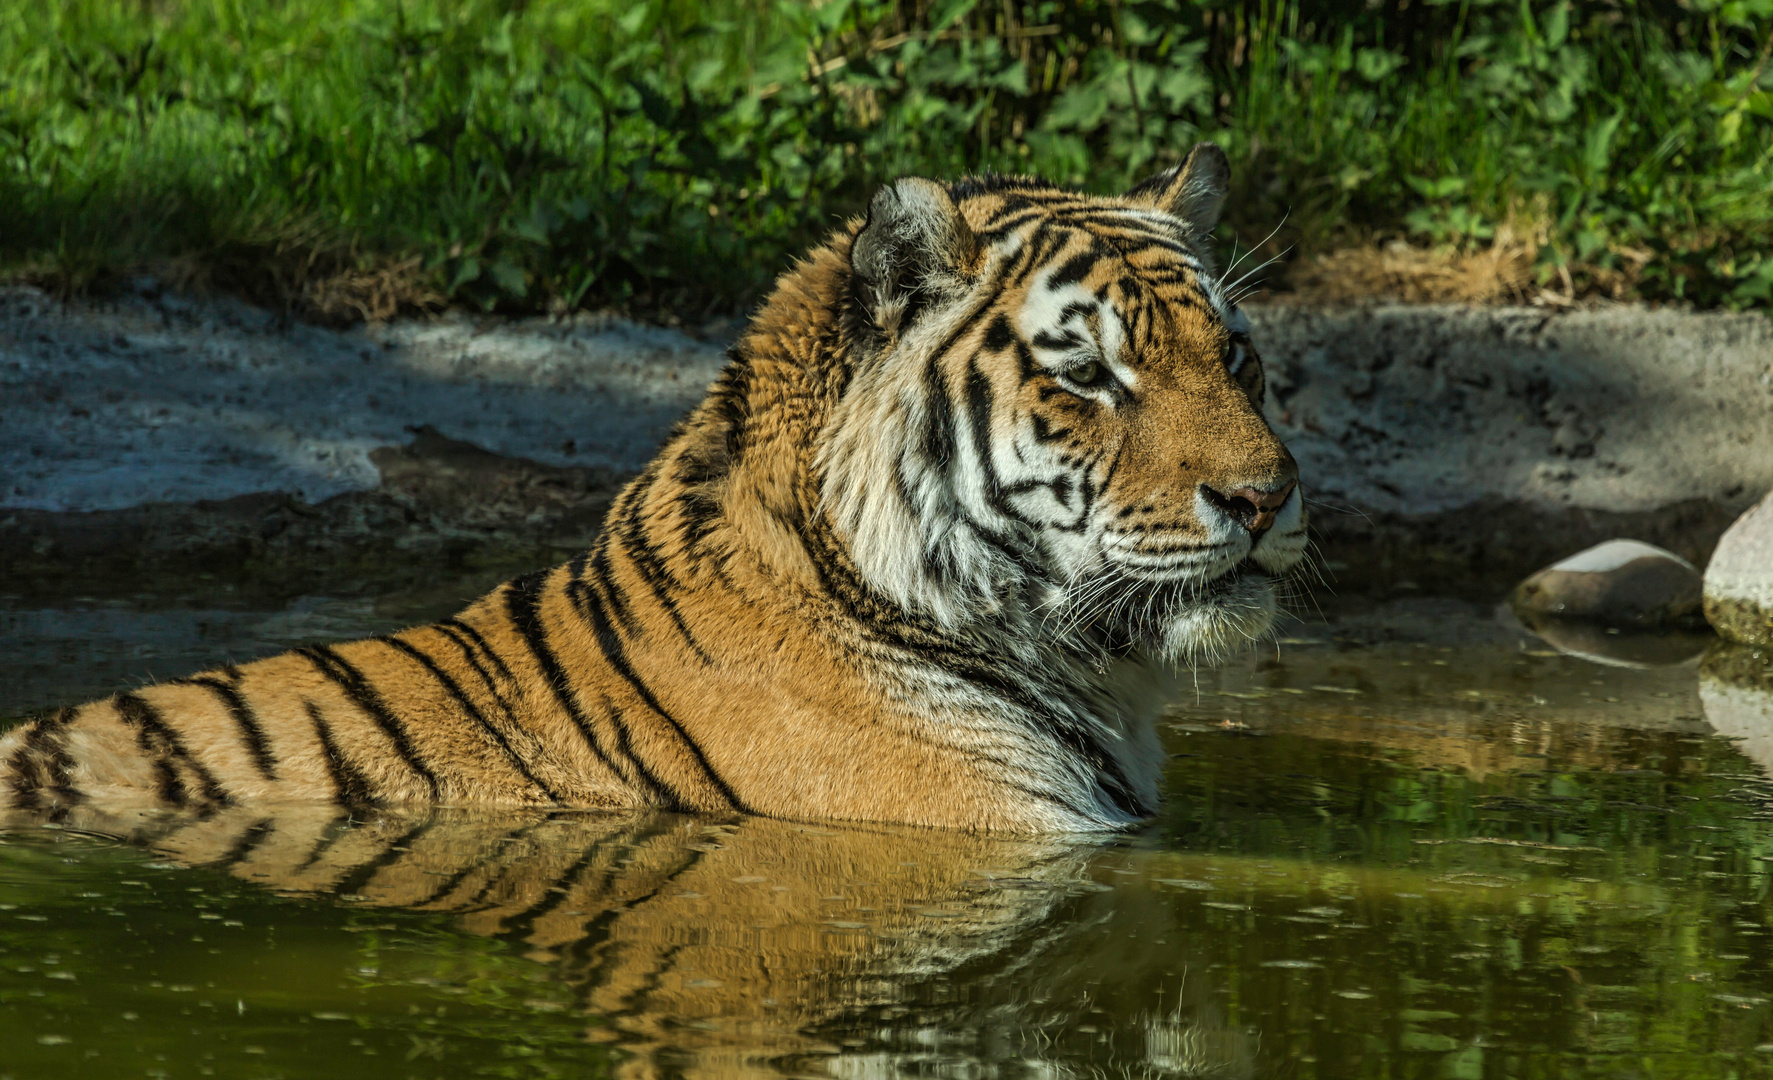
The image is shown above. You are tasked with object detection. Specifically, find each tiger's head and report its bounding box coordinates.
[820,144,1305,665]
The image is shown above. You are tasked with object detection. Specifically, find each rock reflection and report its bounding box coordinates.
[1700,642,1773,776]
[13,804,1256,1078]
[1514,610,1711,668]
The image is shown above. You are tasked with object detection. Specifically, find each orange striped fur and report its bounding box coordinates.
[3,145,1305,831]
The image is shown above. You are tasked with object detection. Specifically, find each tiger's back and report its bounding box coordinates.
[4,143,1307,832]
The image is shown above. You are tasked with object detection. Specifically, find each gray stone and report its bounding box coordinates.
[1511,539,1703,629]
[1705,490,1773,646]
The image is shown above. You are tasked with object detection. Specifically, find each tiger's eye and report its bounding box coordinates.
[1068,361,1103,386]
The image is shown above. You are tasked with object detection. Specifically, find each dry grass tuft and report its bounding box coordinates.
[145,245,446,325]
[299,256,446,324]
[1281,232,1539,307]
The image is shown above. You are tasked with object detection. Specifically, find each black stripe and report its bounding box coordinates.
[567,563,752,814]
[964,360,1052,553]
[1010,225,1071,288]
[976,207,1047,243]
[38,708,79,797]
[379,634,561,802]
[5,742,44,809]
[607,489,714,664]
[440,618,514,682]
[1031,415,1070,444]
[1058,300,1097,324]
[299,645,441,799]
[1030,328,1086,351]
[1045,247,1103,289]
[503,570,658,796]
[575,510,638,634]
[178,676,278,781]
[893,456,923,521]
[433,622,523,719]
[982,312,1016,353]
[6,707,78,809]
[114,692,231,809]
[554,562,717,806]
[304,701,379,807]
[919,354,955,470]
[554,555,702,795]
[676,482,727,558]
[112,696,183,806]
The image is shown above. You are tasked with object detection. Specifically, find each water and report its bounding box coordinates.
[4,585,1773,1079]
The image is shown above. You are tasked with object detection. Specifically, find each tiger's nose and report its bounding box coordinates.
[1204,480,1296,534]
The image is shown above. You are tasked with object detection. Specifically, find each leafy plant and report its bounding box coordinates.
[0,0,1768,319]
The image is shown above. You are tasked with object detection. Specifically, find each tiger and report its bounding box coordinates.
[1,142,1305,832]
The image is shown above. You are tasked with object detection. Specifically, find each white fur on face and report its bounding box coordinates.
[1016,270,1138,393]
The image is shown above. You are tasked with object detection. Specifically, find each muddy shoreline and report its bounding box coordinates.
[3,284,1769,603]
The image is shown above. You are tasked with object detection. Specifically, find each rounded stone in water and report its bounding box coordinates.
[1512,539,1703,629]
[1704,489,1773,646]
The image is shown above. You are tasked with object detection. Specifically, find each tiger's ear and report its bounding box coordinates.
[850,177,980,336]
[1127,141,1230,242]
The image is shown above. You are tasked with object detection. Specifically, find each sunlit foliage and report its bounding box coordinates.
[1,0,1768,317]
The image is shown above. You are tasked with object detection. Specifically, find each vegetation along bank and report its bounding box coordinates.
[3,0,1770,322]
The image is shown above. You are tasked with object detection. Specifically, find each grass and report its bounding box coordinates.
[1,0,1769,322]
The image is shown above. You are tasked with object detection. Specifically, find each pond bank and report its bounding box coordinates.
[3,283,1769,601]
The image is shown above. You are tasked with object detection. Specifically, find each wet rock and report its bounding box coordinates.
[1511,539,1703,629]
[1699,643,1773,777]
[1704,490,1773,647]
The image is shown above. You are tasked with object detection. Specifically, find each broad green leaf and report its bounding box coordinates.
[1355,48,1407,83]
[488,256,527,297]
[615,3,650,37]
[1584,111,1624,174]
[927,0,978,35]
[1042,83,1111,132]
[1544,2,1570,50]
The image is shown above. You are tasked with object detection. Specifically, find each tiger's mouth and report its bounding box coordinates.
[1055,558,1276,662]
[1103,555,1265,596]
[1197,558,1265,595]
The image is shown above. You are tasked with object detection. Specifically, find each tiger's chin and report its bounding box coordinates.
[1109,565,1278,667]
[1054,563,1279,668]
[1149,570,1278,665]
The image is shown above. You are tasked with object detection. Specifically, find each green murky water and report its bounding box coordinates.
[4,587,1773,1079]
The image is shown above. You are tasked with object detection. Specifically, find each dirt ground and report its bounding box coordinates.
[2,281,1769,601]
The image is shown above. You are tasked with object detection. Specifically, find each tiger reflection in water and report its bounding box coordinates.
[25,804,1255,1079]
